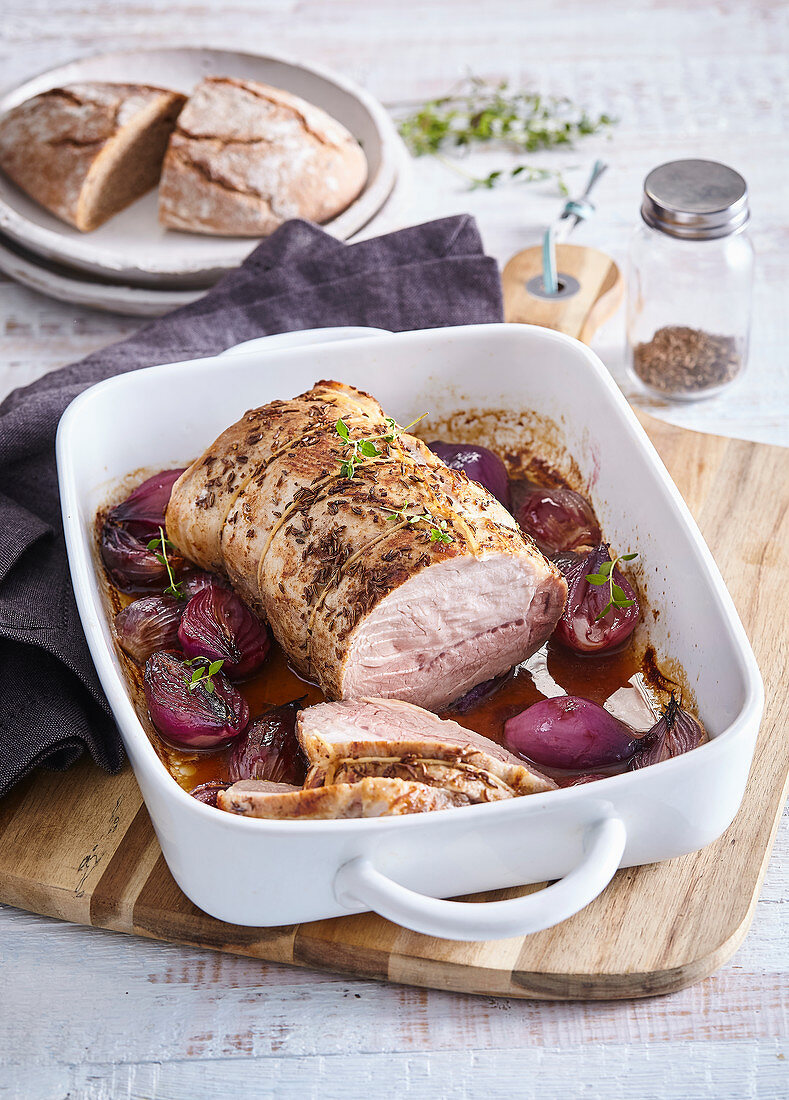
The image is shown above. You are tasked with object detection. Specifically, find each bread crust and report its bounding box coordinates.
[158,76,368,236]
[0,82,186,231]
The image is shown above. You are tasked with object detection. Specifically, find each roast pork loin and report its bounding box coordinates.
[298,698,556,802]
[166,381,567,710]
[217,776,455,818]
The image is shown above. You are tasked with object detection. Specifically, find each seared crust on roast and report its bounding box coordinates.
[167,381,567,710]
[298,698,555,802]
[166,381,386,582]
[217,776,454,818]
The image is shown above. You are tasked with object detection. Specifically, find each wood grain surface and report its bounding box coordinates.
[1,2,787,1097]
[0,414,785,1007]
[501,243,624,342]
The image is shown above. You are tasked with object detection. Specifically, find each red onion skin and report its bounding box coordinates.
[102,468,186,591]
[447,670,512,714]
[428,441,511,509]
[630,696,704,770]
[144,652,249,751]
[504,695,654,770]
[518,486,601,557]
[110,468,185,538]
[115,596,183,664]
[552,552,581,576]
[227,700,307,785]
[554,545,640,655]
[189,780,227,807]
[178,585,270,680]
[101,523,174,592]
[180,569,230,599]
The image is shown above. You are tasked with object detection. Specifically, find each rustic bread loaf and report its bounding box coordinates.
[0,83,186,232]
[158,76,368,236]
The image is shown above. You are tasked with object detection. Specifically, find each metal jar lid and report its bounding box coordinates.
[641,159,749,240]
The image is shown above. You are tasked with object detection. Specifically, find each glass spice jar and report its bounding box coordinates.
[626,159,754,402]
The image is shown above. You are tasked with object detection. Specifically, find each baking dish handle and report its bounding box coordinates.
[218,327,390,358]
[334,815,627,941]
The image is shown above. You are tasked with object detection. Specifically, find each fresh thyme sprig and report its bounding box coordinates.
[386,502,454,545]
[474,163,569,194]
[335,413,428,479]
[147,526,184,599]
[398,75,615,192]
[585,551,637,621]
[183,656,225,694]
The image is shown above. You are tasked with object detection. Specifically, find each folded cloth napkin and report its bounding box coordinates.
[0,215,503,795]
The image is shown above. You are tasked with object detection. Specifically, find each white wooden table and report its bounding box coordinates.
[0,3,787,1098]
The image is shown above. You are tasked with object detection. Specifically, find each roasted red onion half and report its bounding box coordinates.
[101,523,177,592]
[630,695,704,770]
[180,569,230,599]
[144,652,249,750]
[115,596,183,664]
[109,468,185,537]
[178,585,270,680]
[227,700,307,786]
[189,780,228,807]
[518,486,600,557]
[428,441,511,509]
[554,545,640,655]
[504,695,657,771]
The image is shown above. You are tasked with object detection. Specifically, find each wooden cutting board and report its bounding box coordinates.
[0,412,787,1000]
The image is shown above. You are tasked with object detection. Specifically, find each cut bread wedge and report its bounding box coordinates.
[0,82,186,231]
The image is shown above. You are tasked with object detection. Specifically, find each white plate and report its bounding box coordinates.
[0,48,401,287]
[0,231,199,317]
[0,136,413,317]
[56,325,763,940]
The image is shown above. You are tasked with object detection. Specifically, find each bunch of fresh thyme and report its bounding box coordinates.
[397,75,615,192]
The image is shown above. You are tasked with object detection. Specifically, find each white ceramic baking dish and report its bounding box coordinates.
[56,324,764,941]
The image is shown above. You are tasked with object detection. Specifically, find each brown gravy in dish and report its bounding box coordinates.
[102,473,670,796]
[119,614,645,794]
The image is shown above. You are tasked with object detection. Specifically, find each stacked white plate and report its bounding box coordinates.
[0,48,412,316]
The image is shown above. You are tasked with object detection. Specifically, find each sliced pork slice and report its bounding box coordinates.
[167,381,567,709]
[217,776,454,818]
[298,698,556,801]
[329,546,566,710]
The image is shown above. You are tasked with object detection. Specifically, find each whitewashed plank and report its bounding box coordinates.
[0,824,785,1065]
[1,1043,787,1100]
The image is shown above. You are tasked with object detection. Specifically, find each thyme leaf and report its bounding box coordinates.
[183,656,225,693]
[586,551,637,621]
[147,526,184,599]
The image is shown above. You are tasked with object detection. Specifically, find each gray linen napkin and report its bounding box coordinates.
[0,215,503,794]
